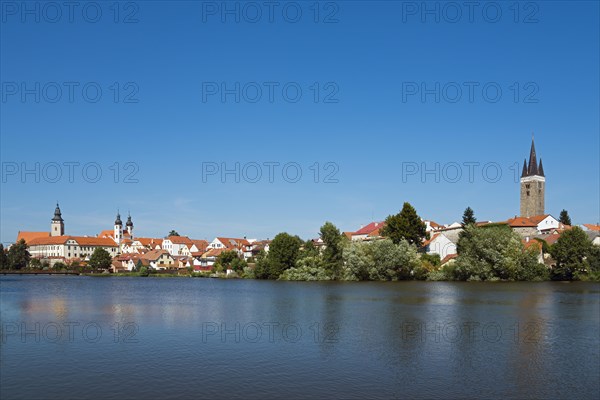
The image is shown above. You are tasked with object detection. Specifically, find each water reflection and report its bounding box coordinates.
[1,277,599,400]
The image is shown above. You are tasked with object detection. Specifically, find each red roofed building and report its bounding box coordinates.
[583,224,600,232]
[16,231,50,244]
[27,236,118,259]
[351,222,385,241]
[506,214,560,236]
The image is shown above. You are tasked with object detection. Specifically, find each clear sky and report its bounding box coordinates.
[1,0,599,244]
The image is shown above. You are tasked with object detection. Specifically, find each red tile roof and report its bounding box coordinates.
[527,214,552,224]
[191,240,209,251]
[422,233,440,247]
[143,249,171,261]
[539,233,562,245]
[167,236,194,245]
[202,248,227,258]
[27,236,117,247]
[353,222,385,236]
[16,231,50,243]
[583,224,600,231]
[216,237,250,249]
[506,217,538,227]
[136,238,163,247]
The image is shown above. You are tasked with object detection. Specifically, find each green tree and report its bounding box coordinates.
[255,233,302,279]
[230,257,248,272]
[558,209,572,226]
[320,222,344,279]
[279,256,331,281]
[342,239,421,281]
[0,244,9,270]
[213,250,239,272]
[7,239,30,270]
[584,246,600,280]
[88,247,112,271]
[550,227,593,280]
[454,224,548,281]
[462,207,477,226]
[381,202,427,246]
[29,258,42,269]
[300,239,319,259]
[53,262,67,271]
[168,230,180,237]
[421,253,441,267]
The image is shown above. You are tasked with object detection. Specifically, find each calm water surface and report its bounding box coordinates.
[1,276,599,399]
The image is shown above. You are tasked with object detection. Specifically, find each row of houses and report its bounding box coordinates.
[345,215,600,266]
[14,204,600,272]
[17,229,272,272]
[111,236,272,272]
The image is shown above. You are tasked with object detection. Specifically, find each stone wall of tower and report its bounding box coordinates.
[51,221,64,236]
[520,176,545,217]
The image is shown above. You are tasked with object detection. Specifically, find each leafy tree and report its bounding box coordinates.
[168,230,180,237]
[255,233,302,279]
[300,240,319,259]
[279,256,331,281]
[7,239,30,270]
[559,209,572,226]
[0,244,9,270]
[584,246,600,280]
[230,257,248,272]
[138,266,149,277]
[88,247,112,271]
[29,258,42,269]
[381,202,427,246]
[420,253,441,267]
[320,222,344,279]
[462,207,477,226]
[454,224,548,281]
[550,227,593,280]
[53,262,67,271]
[213,250,239,272]
[342,239,421,281]
[342,241,371,281]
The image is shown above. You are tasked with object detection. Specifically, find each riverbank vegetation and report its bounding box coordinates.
[2,203,599,282]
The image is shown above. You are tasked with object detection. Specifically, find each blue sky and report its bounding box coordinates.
[1,0,599,244]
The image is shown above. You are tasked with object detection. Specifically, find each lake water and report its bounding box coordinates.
[1,276,599,399]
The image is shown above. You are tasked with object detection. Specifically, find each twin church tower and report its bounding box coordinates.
[520,136,545,218]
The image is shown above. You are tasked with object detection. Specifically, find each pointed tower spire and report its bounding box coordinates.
[52,202,64,222]
[521,159,528,177]
[538,158,544,177]
[115,211,122,226]
[527,136,538,176]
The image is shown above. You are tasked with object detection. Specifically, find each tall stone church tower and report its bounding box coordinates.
[520,137,545,217]
[51,203,65,236]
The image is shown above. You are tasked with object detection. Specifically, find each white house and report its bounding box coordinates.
[162,236,194,256]
[422,233,457,260]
